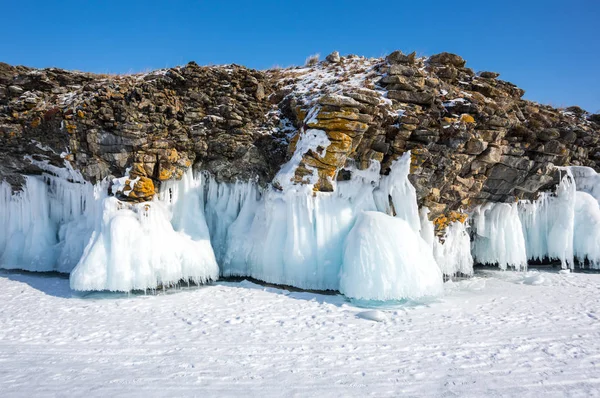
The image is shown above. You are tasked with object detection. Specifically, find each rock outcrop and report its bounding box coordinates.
[1,51,599,227]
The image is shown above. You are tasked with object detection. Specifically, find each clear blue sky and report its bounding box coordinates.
[1,0,598,112]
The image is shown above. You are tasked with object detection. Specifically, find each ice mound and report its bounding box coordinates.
[70,172,219,291]
[340,211,444,300]
[573,191,600,267]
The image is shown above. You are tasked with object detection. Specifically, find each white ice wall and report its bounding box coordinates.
[202,153,434,294]
[0,175,99,273]
[14,151,600,295]
[471,167,600,270]
[0,152,476,298]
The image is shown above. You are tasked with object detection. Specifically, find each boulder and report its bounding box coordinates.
[325,51,341,63]
[428,52,466,67]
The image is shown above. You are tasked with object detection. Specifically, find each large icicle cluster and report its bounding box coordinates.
[6,156,600,298]
[200,152,448,296]
[471,167,600,270]
[70,171,219,291]
[0,151,471,300]
[0,166,220,292]
[0,173,100,273]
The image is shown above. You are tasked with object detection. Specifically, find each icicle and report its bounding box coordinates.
[519,169,575,269]
[70,170,219,292]
[471,203,528,271]
[2,151,448,299]
[419,207,473,277]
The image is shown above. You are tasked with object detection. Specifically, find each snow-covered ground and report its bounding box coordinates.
[1,268,600,397]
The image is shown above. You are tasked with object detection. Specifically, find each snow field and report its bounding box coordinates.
[1,268,599,396]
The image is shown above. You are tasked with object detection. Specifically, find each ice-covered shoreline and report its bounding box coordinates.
[3,155,600,300]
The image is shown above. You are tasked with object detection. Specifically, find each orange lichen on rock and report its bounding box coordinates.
[433,211,468,231]
[65,121,77,134]
[158,168,173,181]
[30,117,41,128]
[127,177,155,201]
[460,114,475,124]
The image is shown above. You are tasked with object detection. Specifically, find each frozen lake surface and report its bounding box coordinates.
[1,268,599,397]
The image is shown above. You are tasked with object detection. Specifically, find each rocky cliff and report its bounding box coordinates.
[1,51,598,228]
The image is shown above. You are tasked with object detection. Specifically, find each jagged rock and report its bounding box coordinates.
[0,49,598,224]
[386,50,416,65]
[428,52,466,67]
[538,128,561,142]
[388,64,423,77]
[479,71,500,79]
[387,90,434,105]
[465,139,488,155]
[8,85,23,95]
[325,51,341,63]
[318,94,361,108]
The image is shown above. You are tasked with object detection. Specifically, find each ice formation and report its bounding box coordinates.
[340,211,443,300]
[8,145,600,296]
[471,167,600,270]
[471,203,528,271]
[2,149,465,299]
[420,208,474,277]
[204,152,438,295]
[572,191,600,268]
[0,165,219,291]
[70,171,219,291]
[519,170,575,268]
[0,174,99,273]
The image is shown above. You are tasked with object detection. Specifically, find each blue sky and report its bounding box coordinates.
[1,1,598,112]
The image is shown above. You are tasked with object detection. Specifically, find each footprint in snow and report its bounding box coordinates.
[523,274,545,285]
[356,310,387,322]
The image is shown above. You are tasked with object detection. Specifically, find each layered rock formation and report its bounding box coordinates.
[1,51,598,227]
